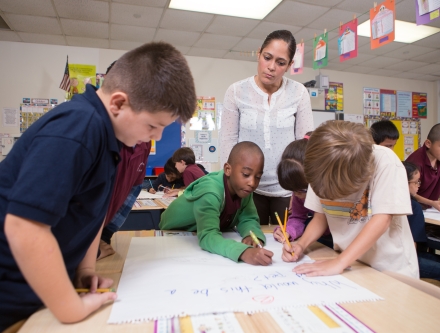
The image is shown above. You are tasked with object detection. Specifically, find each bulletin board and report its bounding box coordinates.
[146,121,181,171]
[365,116,420,161]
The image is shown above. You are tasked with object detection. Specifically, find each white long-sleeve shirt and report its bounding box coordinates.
[220,76,313,197]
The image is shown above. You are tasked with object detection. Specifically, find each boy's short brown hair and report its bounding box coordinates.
[102,42,196,123]
[172,147,195,165]
[427,123,440,143]
[304,121,374,200]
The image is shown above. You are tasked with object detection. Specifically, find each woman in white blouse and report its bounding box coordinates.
[220,30,313,225]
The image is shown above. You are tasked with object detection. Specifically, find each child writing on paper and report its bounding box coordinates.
[282,121,419,278]
[159,141,273,265]
[274,134,333,247]
[370,120,399,150]
[143,158,184,194]
[406,123,440,210]
[164,147,207,197]
[403,161,440,280]
[0,42,196,330]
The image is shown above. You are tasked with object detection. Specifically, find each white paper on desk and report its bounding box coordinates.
[424,208,440,220]
[108,235,382,324]
[137,189,164,199]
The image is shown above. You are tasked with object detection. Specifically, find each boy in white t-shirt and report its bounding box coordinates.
[282,120,419,278]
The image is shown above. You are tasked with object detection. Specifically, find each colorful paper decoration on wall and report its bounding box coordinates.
[325,82,344,111]
[412,92,427,118]
[370,0,395,49]
[68,64,96,96]
[338,19,358,62]
[415,0,440,25]
[313,33,328,69]
[290,42,304,75]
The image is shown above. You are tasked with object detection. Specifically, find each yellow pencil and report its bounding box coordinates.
[275,212,294,255]
[284,207,288,233]
[171,184,175,190]
[75,288,115,293]
[249,230,263,248]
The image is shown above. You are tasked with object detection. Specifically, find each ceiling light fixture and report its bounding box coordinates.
[358,19,440,43]
[169,0,282,20]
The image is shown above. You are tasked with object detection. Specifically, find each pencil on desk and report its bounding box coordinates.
[275,212,294,256]
[75,288,115,293]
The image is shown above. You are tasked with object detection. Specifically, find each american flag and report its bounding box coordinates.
[59,56,70,92]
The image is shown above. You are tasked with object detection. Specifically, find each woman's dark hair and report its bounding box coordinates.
[260,30,296,62]
[402,161,419,181]
[277,133,312,192]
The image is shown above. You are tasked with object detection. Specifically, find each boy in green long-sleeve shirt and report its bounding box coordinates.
[159,141,273,265]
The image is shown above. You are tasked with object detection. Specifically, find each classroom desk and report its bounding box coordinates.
[18,228,440,333]
[425,217,440,226]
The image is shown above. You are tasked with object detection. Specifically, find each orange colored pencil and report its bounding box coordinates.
[275,212,294,255]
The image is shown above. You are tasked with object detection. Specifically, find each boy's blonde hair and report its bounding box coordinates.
[304,121,374,200]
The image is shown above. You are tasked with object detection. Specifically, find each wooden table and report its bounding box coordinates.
[425,217,440,226]
[18,227,440,332]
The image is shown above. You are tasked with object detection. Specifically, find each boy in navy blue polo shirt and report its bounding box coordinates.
[0,42,196,330]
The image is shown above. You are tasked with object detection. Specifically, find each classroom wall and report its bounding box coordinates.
[0,41,438,168]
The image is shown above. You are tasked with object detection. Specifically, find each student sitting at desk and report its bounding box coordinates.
[164,147,206,197]
[282,121,419,278]
[143,158,184,194]
[370,120,399,150]
[403,161,440,280]
[0,42,196,330]
[274,133,332,248]
[159,141,274,265]
[406,123,440,210]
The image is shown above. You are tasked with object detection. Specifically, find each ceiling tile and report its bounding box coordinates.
[413,32,440,47]
[61,19,109,39]
[408,63,440,74]
[66,36,109,48]
[357,36,371,47]
[425,17,440,28]
[154,29,200,47]
[368,69,401,77]
[54,0,108,22]
[307,8,361,30]
[387,60,430,71]
[232,38,263,52]
[324,62,349,71]
[247,22,302,40]
[160,9,213,32]
[415,74,440,82]
[343,65,374,74]
[0,0,56,17]
[336,53,376,65]
[357,41,406,56]
[265,1,330,27]
[0,29,21,41]
[395,0,417,23]
[187,47,228,58]
[18,32,66,45]
[296,0,344,6]
[111,3,163,27]
[194,33,242,50]
[392,71,425,79]
[111,24,155,42]
[174,45,190,55]
[295,27,338,46]
[110,39,143,51]
[357,56,403,68]
[223,51,256,62]
[382,45,436,60]
[5,13,62,34]
[113,0,168,7]
[411,50,440,63]
[206,16,259,37]
[335,0,375,13]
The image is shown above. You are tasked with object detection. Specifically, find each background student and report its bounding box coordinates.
[160,141,273,266]
[0,42,196,330]
[274,134,333,248]
[403,161,440,280]
[282,121,418,278]
[406,123,440,210]
[370,119,399,149]
[164,147,206,197]
[219,29,313,225]
[143,157,184,194]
